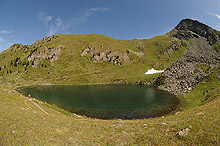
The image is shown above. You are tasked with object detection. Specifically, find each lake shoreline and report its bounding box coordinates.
[16,84,180,120]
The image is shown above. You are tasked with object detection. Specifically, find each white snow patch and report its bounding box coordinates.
[145,68,164,75]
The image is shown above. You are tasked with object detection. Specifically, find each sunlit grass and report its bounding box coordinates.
[0,82,219,145]
[0,33,186,86]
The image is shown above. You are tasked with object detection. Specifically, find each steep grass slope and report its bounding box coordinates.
[0,33,186,86]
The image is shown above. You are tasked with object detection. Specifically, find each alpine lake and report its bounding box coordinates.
[16,85,179,120]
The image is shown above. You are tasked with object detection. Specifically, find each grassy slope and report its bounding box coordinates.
[0,78,219,145]
[178,67,220,110]
[0,33,186,86]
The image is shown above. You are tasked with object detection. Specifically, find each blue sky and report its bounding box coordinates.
[0,0,220,52]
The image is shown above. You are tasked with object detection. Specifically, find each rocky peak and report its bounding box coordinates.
[173,18,220,45]
[175,18,211,32]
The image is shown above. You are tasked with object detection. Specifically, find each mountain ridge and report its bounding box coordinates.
[0,18,219,96]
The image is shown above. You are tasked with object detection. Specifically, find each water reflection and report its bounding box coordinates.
[17,85,179,119]
[144,87,155,104]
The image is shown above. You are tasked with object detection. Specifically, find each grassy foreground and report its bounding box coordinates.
[0,82,219,145]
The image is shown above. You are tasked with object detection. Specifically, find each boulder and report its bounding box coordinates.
[176,128,190,137]
[81,48,91,56]
[92,55,101,63]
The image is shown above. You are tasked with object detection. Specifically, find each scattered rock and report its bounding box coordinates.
[155,37,219,95]
[73,114,82,118]
[203,90,209,95]
[114,79,124,84]
[196,112,204,115]
[176,128,190,136]
[21,107,26,110]
[161,122,167,125]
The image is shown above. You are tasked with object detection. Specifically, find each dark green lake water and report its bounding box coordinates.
[17,85,179,119]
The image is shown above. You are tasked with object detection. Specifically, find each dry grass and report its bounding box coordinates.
[0,84,219,145]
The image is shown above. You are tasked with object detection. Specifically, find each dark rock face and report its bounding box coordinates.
[173,18,220,45]
[155,19,220,95]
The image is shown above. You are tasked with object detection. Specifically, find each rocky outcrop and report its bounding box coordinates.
[155,19,220,95]
[80,47,96,56]
[28,44,64,66]
[33,35,59,47]
[81,47,130,65]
